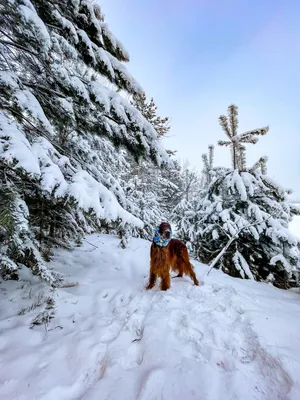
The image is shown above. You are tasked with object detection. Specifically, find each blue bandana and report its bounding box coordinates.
[153,227,172,247]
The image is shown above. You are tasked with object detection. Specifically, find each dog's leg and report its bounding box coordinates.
[187,263,199,286]
[172,260,184,278]
[171,261,183,278]
[146,271,157,290]
[160,273,171,291]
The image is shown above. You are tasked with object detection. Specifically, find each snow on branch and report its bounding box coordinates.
[0,113,143,228]
[17,2,51,51]
[231,126,269,144]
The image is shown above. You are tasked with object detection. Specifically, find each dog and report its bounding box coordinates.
[146,222,199,291]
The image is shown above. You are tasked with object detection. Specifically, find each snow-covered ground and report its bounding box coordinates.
[1,233,300,400]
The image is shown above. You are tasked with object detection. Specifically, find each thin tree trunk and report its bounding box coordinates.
[233,143,237,169]
[206,235,236,276]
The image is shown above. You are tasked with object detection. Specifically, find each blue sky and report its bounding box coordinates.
[101,0,300,198]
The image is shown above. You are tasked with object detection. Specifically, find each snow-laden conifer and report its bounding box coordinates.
[0,0,170,280]
[196,105,300,288]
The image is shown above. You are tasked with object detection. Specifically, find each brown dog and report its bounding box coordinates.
[146,222,199,291]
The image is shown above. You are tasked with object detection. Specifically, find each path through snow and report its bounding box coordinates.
[1,234,300,399]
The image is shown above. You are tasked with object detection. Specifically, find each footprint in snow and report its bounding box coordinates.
[98,320,122,343]
[119,341,144,370]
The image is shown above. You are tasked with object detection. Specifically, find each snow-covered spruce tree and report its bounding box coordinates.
[121,93,177,234]
[120,158,166,240]
[201,144,214,186]
[200,145,231,187]
[0,185,58,282]
[121,156,186,238]
[120,154,182,236]
[170,163,203,254]
[159,159,184,216]
[0,0,169,281]
[196,105,300,288]
[131,93,170,139]
[170,147,227,256]
[121,150,188,241]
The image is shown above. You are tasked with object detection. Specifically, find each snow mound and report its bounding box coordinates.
[1,235,300,399]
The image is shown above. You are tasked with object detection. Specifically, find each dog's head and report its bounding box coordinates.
[158,222,172,240]
[153,222,172,247]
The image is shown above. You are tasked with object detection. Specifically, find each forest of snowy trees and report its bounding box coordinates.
[1,0,300,289]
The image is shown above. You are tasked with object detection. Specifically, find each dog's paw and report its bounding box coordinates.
[145,284,155,290]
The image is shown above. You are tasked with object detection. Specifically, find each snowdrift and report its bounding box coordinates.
[1,234,300,399]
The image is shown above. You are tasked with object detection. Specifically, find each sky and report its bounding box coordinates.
[100,0,300,198]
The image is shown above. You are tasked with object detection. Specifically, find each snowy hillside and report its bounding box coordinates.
[1,234,300,400]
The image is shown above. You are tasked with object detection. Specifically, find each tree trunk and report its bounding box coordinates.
[233,143,237,169]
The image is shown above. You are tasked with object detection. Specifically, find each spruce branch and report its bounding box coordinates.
[217,140,231,147]
[0,39,38,56]
[218,115,231,139]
